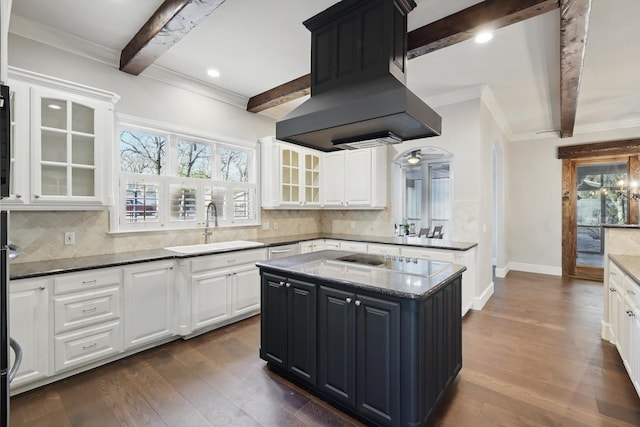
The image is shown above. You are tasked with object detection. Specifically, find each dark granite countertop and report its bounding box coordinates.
[257,250,466,300]
[9,233,477,281]
[609,254,640,283]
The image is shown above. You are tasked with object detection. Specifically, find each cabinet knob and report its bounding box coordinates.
[346,298,352,304]
[34,194,40,199]
[39,286,46,291]
[611,271,617,276]
[355,300,361,307]
[15,194,22,199]
[610,287,616,292]
[629,290,636,295]
[286,282,291,288]
[279,281,285,286]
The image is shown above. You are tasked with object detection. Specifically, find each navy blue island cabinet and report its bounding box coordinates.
[258,251,464,427]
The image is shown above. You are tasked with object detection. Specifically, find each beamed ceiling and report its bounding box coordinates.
[9,0,640,142]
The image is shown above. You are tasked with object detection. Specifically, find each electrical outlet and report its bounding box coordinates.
[273,222,279,230]
[262,222,270,231]
[64,231,75,245]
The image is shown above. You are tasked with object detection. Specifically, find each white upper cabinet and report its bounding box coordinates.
[6,67,119,209]
[321,146,387,209]
[260,136,387,210]
[260,136,321,208]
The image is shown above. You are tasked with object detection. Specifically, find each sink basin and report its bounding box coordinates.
[164,240,264,254]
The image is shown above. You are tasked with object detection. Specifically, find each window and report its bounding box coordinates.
[115,120,258,231]
[395,147,452,238]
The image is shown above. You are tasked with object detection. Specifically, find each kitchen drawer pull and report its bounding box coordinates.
[271,249,295,254]
[629,290,636,295]
[355,300,361,307]
[346,298,352,304]
[82,280,97,285]
[226,259,236,263]
[82,307,97,314]
[83,343,97,351]
[610,287,616,292]
[39,286,46,291]
[286,282,291,288]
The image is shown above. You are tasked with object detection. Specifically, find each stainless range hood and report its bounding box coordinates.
[275,0,441,152]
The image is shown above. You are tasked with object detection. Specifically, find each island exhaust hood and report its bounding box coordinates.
[275,0,441,152]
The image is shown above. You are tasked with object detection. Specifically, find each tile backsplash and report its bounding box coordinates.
[9,208,393,263]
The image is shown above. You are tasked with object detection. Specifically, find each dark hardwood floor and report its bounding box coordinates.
[9,272,640,426]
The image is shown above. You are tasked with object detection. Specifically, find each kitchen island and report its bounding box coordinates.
[257,250,466,427]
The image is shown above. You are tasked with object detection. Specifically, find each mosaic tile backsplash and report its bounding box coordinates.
[10,208,394,263]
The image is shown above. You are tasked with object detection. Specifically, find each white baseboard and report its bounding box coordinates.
[505,261,562,276]
[495,265,509,278]
[472,281,494,311]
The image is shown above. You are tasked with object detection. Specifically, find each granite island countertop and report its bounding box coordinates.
[256,250,467,300]
[9,233,476,281]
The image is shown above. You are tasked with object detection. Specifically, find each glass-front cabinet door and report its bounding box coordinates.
[31,87,108,205]
[280,146,300,205]
[303,152,320,206]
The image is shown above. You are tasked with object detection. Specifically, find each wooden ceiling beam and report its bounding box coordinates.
[246,74,311,113]
[120,0,226,75]
[407,0,559,59]
[559,0,592,138]
[247,0,559,113]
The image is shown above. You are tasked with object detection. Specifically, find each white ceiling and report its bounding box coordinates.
[9,0,640,141]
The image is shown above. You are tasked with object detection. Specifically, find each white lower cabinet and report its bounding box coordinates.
[607,259,640,397]
[52,267,123,373]
[123,260,176,350]
[339,241,368,253]
[368,243,400,256]
[9,277,51,388]
[183,248,266,335]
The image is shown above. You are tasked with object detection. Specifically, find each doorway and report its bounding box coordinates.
[562,156,634,280]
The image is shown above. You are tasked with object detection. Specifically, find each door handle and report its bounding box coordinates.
[8,337,23,383]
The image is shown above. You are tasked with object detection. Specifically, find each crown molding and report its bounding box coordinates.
[9,15,248,110]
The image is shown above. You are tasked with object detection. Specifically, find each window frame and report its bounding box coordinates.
[112,115,259,233]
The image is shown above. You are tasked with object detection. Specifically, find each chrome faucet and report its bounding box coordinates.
[204,201,218,244]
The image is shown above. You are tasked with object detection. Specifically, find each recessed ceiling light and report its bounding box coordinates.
[474,31,493,44]
[48,104,62,110]
[207,68,221,78]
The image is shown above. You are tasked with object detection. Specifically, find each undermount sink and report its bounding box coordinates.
[164,240,264,254]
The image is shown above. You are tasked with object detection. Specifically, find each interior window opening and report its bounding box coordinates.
[394,147,453,239]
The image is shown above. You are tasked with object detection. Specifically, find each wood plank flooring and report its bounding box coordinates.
[9,272,640,426]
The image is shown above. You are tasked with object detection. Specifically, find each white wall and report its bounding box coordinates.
[8,34,276,141]
[507,126,640,275]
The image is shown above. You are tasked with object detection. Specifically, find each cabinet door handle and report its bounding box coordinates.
[610,287,616,292]
[346,298,352,304]
[82,280,97,285]
[82,343,97,351]
[354,300,361,307]
[286,282,291,288]
[82,307,97,314]
[39,286,46,291]
[279,281,285,286]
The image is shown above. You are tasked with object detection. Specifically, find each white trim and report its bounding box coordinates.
[9,14,119,67]
[506,261,562,276]
[9,66,120,104]
[494,265,509,278]
[117,113,257,150]
[472,281,494,311]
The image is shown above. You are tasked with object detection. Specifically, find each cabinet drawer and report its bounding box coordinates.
[367,244,400,256]
[191,248,267,273]
[54,320,122,373]
[54,285,121,333]
[339,241,368,253]
[54,268,122,294]
[400,247,455,263]
[623,275,640,308]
